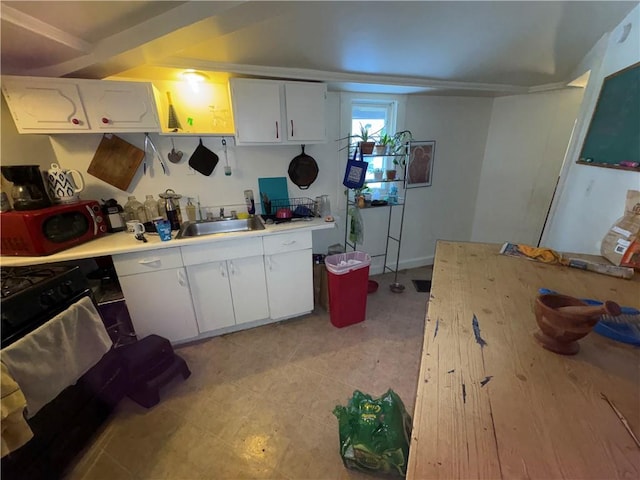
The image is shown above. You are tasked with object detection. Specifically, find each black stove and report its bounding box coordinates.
[1,265,90,348]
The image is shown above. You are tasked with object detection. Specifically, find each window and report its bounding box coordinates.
[350,99,398,184]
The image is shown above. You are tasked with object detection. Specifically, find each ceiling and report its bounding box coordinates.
[1,1,637,96]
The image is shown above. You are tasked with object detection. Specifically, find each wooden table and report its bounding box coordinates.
[407,241,640,479]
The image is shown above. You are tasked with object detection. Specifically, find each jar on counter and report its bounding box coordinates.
[144,194,159,220]
[124,196,143,221]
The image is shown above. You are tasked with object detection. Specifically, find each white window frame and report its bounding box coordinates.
[339,93,407,191]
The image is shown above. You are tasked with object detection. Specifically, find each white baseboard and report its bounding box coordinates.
[368,255,435,275]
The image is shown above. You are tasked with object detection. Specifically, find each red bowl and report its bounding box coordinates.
[367,280,379,294]
[275,208,293,219]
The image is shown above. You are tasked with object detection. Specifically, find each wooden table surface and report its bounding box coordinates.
[407,241,640,479]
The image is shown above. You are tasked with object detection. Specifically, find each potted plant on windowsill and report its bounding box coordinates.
[356,123,377,154]
[338,123,380,154]
[375,131,393,155]
[385,130,413,180]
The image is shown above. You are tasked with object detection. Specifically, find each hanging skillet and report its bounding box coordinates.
[288,145,319,190]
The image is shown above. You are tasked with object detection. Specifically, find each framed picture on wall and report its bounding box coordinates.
[406,141,436,188]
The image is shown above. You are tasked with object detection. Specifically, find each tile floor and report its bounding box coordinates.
[65,266,432,480]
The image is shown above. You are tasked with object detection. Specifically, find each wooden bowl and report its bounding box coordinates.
[534,294,600,355]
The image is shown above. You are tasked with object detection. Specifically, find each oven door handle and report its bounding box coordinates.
[86,204,99,236]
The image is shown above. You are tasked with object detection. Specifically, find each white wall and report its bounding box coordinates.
[336,94,492,274]
[471,88,584,245]
[399,95,493,267]
[542,5,640,254]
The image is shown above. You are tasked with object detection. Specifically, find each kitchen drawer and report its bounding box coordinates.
[112,248,183,276]
[181,237,263,266]
[263,231,312,255]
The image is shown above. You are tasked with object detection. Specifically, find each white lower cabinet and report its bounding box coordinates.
[113,231,315,342]
[263,231,313,319]
[112,248,199,343]
[186,256,269,332]
[186,261,235,332]
[181,238,269,334]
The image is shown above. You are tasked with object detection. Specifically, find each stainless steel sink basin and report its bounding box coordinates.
[176,217,265,239]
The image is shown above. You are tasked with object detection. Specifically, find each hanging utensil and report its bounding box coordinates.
[168,138,184,163]
[288,144,318,190]
[188,138,219,176]
[144,133,167,175]
[166,92,182,131]
[222,138,231,176]
[147,134,167,175]
[143,133,149,175]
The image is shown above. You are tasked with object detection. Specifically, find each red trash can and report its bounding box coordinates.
[325,251,371,328]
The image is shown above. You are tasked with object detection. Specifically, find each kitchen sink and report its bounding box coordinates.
[176,217,265,238]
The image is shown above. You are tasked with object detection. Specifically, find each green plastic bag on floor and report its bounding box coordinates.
[333,389,412,477]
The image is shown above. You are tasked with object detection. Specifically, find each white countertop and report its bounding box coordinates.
[0,218,336,267]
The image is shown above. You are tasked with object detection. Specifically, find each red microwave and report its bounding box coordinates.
[0,200,108,256]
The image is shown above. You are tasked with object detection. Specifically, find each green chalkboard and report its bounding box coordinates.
[579,62,640,169]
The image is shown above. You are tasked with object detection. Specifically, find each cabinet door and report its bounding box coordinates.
[230,79,282,144]
[186,261,236,332]
[227,255,270,324]
[1,78,89,132]
[118,268,199,343]
[284,83,326,142]
[264,248,313,320]
[81,81,160,132]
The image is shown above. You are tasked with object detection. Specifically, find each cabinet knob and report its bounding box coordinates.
[71,118,80,125]
[101,117,110,124]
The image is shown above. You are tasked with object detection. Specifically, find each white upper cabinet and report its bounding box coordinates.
[230,78,326,145]
[80,81,159,132]
[1,78,90,132]
[2,76,160,133]
[284,82,326,142]
[230,79,282,144]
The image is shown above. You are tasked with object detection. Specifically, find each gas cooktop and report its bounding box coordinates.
[1,265,76,299]
[1,265,90,348]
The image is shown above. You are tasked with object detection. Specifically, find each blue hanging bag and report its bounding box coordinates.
[343,146,369,189]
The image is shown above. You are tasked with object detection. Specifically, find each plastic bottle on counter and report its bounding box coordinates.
[186,197,196,222]
[144,194,160,220]
[244,189,255,215]
[388,185,398,205]
[124,196,143,221]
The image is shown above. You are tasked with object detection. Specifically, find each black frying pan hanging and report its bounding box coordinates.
[288,145,318,190]
[188,138,218,176]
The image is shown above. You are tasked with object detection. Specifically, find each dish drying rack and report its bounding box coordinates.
[261,197,316,221]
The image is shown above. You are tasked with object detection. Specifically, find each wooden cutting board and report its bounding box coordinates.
[88,134,144,190]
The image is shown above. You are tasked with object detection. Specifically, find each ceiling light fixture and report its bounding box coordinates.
[181,70,209,92]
